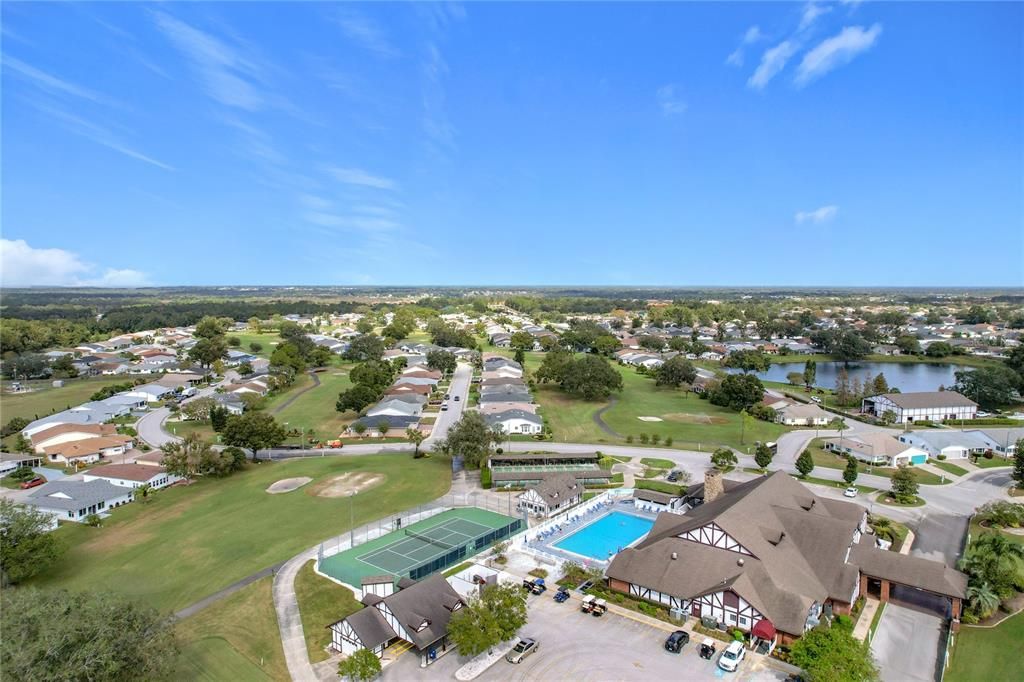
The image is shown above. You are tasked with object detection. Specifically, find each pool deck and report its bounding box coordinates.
[523,498,660,566]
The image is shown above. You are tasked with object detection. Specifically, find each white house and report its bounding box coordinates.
[861,391,977,424]
[123,383,176,403]
[776,403,831,427]
[26,480,134,522]
[366,399,422,418]
[43,435,135,465]
[824,433,929,467]
[484,409,543,435]
[83,464,180,490]
[30,423,119,454]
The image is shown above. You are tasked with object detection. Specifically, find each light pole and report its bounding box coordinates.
[349,491,356,548]
[504,483,512,517]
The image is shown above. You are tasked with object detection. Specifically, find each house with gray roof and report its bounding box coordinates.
[606,470,965,648]
[366,399,422,418]
[861,391,977,424]
[347,414,420,435]
[484,409,543,435]
[328,574,465,664]
[26,480,134,523]
[517,472,582,517]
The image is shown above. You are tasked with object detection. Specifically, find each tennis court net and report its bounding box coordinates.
[405,528,457,550]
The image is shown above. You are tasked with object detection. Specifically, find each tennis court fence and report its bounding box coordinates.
[319,492,522,560]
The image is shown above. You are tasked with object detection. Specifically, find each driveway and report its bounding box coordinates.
[382,588,784,682]
[870,602,945,682]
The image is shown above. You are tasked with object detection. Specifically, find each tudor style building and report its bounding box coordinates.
[861,391,977,424]
[606,470,966,648]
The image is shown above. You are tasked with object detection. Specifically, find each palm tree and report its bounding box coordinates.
[966,582,1000,619]
[406,428,426,458]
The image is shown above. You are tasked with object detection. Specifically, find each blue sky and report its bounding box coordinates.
[2,2,1021,287]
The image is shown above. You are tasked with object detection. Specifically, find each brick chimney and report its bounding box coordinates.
[704,469,724,504]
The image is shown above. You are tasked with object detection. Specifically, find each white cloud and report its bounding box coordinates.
[336,10,400,58]
[799,2,832,30]
[3,55,114,105]
[326,166,397,190]
[747,41,798,90]
[744,26,764,44]
[656,84,687,116]
[0,239,151,287]
[795,24,883,86]
[303,212,399,232]
[725,48,744,67]
[795,205,839,224]
[152,11,265,110]
[726,25,764,68]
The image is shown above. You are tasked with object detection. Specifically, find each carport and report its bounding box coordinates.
[852,539,967,622]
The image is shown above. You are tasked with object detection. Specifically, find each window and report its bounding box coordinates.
[739,616,748,628]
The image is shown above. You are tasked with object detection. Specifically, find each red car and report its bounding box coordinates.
[20,477,45,490]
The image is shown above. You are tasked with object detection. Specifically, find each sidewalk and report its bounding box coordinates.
[853,598,881,641]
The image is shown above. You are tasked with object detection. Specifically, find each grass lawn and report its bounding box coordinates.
[640,457,675,469]
[174,576,284,681]
[168,419,218,443]
[947,610,1024,682]
[930,460,969,477]
[0,376,134,423]
[230,331,284,359]
[272,369,354,440]
[795,474,878,494]
[971,457,1013,469]
[28,454,451,613]
[294,560,362,663]
[874,492,926,507]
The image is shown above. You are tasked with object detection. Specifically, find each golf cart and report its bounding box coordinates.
[699,638,717,660]
[580,594,596,613]
[553,586,571,603]
[522,578,546,595]
[591,598,608,616]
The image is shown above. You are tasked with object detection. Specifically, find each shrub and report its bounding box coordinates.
[528,567,548,579]
[937,454,947,460]
[495,447,503,454]
[665,437,673,447]
[651,434,661,445]
[626,435,634,443]
[480,466,492,489]
[84,514,102,527]
[639,433,649,444]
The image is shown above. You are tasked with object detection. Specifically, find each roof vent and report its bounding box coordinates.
[671,552,678,560]
[737,558,745,567]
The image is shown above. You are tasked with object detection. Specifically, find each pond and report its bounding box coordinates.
[730,361,967,393]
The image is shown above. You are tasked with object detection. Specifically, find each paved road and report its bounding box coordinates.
[425,362,472,444]
[871,602,945,682]
[774,418,898,466]
[136,382,221,448]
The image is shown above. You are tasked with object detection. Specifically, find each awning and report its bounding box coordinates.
[752,619,776,640]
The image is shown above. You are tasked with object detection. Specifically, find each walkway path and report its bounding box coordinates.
[592,397,623,438]
[272,370,321,415]
[175,561,285,620]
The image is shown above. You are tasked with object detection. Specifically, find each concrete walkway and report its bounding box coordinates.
[852,598,881,641]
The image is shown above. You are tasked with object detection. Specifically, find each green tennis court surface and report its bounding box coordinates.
[318,507,522,585]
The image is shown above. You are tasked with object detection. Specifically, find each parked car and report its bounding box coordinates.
[664,630,690,653]
[553,586,570,603]
[444,393,451,400]
[441,405,449,411]
[811,396,822,404]
[454,395,460,401]
[717,641,746,672]
[667,470,682,482]
[506,638,538,664]
[843,486,858,498]
[20,477,45,490]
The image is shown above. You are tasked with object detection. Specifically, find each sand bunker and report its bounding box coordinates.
[311,472,384,498]
[637,416,663,422]
[662,413,730,425]
[266,477,312,494]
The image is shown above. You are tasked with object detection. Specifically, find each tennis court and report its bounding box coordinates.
[319,507,523,585]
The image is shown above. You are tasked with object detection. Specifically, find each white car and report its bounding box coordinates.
[506,638,538,664]
[717,641,746,672]
[844,486,858,498]
[810,395,822,404]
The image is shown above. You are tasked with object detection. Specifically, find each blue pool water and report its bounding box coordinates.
[554,511,655,561]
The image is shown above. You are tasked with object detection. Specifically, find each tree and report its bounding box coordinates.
[655,356,697,388]
[427,320,476,349]
[965,582,1001,620]
[954,366,1020,410]
[925,341,954,358]
[221,412,287,461]
[534,348,573,384]
[181,396,216,422]
[960,533,1024,604]
[724,350,769,373]
[962,305,992,324]
[406,428,426,458]
[796,449,815,477]
[1,587,179,681]
[593,334,621,356]
[0,500,65,585]
[509,331,535,354]
[1013,438,1024,490]
[338,648,381,681]
[448,582,528,657]
[787,371,804,386]
[227,335,241,347]
[356,318,375,334]
[559,355,623,400]
[249,341,263,353]
[344,334,386,362]
[754,443,773,470]
[890,465,919,503]
[188,335,228,368]
[710,447,738,471]
[432,411,501,469]
[376,422,390,438]
[1,416,29,438]
[194,315,226,339]
[352,422,368,438]
[803,360,817,390]
[894,335,921,355]
[270,342,307,374]
[870,372,889,396]
[162,433,213,478]
[789,619,879,682]
[708,373,765,412]
[349,361,396,391]
[638,335,664,351]
[426,350,457,374]
[336,385,382,413]
[50,353,79,378]
[248,316,262,333]
[210,406,229,432]
[843,456,859,485]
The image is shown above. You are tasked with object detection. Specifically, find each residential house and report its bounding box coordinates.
[479,388,533,404]
[478,401,537,415]
[26,480,134,523]
[861,392,978,424]
[30,423,119,454]
[366,399,423,419]
[83,464,180,490]
[122,382,177,403]
[776,403,831,427]
[348,414,420,435]
[517,473,582,517]
[43,435,135,465]
[213,393,246,415]
[824,432,929,467]
[385,384,431,397]
[485,409,543,435]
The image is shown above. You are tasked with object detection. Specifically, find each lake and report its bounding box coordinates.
[729,361,966,393]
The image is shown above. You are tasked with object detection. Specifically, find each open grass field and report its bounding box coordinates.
[174,576,285,681]
[230,331,284,359]
[0,376,134,423]
[273,369,354,439]
[294,560,363,663]
[947,609,1024,682]
[28,454,451,613]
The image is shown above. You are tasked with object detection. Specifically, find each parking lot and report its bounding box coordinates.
[478,589,786,682]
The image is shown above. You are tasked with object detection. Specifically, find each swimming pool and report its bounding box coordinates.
[554,511,654,561]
